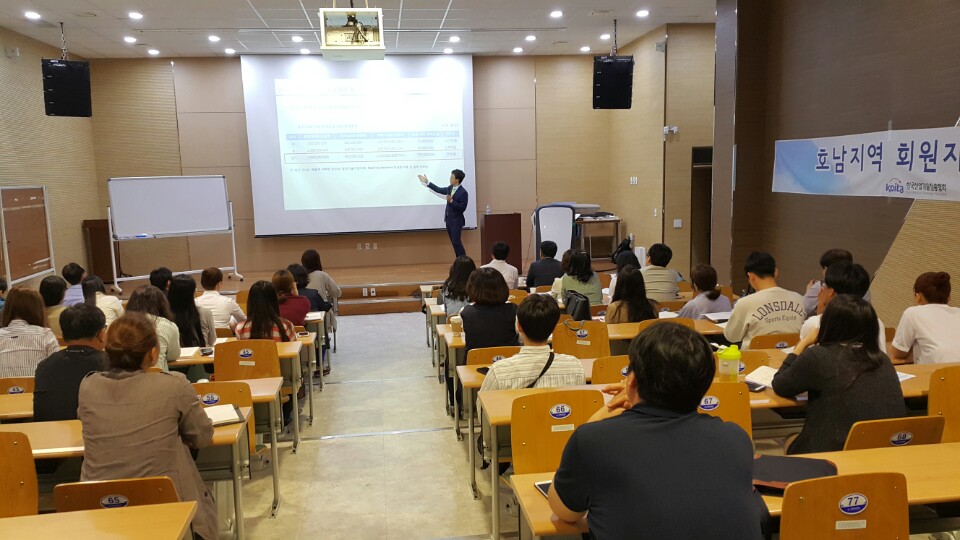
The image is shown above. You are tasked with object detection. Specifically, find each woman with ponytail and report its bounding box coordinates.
[678,264,733,319]
[77,313,217,539]
[891,271,960,364]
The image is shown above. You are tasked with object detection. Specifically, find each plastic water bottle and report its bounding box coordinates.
[717,345,741,383]
[485,204,491,214]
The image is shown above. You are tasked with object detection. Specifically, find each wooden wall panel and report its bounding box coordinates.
[0,27,100,281]
[662,24,716,276]
[607,27,667,256]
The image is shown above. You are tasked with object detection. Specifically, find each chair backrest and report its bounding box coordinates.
[928,365,960,442]
[552,320,610,359]
[748,333,800,350]
[507,290,529,305]
[884,327,896,342]
[214,339,280,380]
[145,366,163,373]
[634,317,696,333]
[215,327,234,338]
[511,389,604,474]
[193,381,256,455]
[235,290,249,312]
[697,381,752,439]
[657,300,687,312]
[0,376,34,394]
[54,477,179,513]
[466,346,522,366]
[589,304,608,318]
[534,285,552,293]
[677,280,692,292]
[843,416,945,451]
[719,285,735,302]
[714,350,770,376]
[0,432,37,517]
[556,313,573,325]
[591,355,630,385]
[780,472,908,539]
[597,273,612,289]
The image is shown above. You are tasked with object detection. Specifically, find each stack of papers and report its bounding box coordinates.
[215,337,231,345]
[896,372,916,383]
[204,404,244,426]
[704,312,732,322]
[180,347,200,358]
[745,366,779,387]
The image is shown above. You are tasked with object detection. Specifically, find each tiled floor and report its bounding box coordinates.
[235,312,509,539]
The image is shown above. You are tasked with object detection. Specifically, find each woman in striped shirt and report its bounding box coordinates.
[235,281,297,343]
[0,287,59,377]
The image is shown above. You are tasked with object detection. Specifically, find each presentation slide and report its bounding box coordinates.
[241,55,477,236]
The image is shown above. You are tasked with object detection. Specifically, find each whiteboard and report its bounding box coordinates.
[534,205,575,257]
[108,176,230,238]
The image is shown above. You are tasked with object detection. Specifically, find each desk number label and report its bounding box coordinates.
[890,431,913,446]
[835,520,867,530]
[575,329,589,339]
[239,361,255,366]
[239,348,254,359]
[775,341,789,349]
[738,361,746,373]
[576,340,591,346]
[7,386,24,394]
[549,404,571,420]
[201,393,221,405]
[492,355,505,362]
[620,366,629,376]
[839,493,868,515]
[699,396,720,411]
[100,494,129,508]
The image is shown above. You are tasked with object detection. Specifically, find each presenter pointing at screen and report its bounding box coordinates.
[419,169,468,257]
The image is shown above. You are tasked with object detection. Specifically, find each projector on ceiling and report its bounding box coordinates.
[318,8,386,60]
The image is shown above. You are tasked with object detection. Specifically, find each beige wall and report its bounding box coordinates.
[0,27,100,280]
[607,26,667,257]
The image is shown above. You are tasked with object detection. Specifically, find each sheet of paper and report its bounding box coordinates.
[704,312,732,322]
[745,365,779,387]
[304,311,325,322]
[180,347,200,358]
[714,321,728,329]
[896,372,916,383]
[204,404,243,426]
[215,337,231,345]
[780,346,795,354]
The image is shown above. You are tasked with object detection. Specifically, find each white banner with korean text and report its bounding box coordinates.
[773,127,960,200]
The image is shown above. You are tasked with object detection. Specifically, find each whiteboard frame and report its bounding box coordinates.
[0,185,57,286]
[108,175,232,239]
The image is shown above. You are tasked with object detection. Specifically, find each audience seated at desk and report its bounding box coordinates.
[607,250,641,298]
[39,275,67,338]
[61,262,86,307]
[724,251,806,349]
[801,248,854,318]
[286,263,327,313]
[560,251,603,305]
[773,295,904,454]
[891,271,960,364]
[0,287,59,377]
[460,268,519,353]
[82,275,124,325]
[481,241,518,290]
[196,267,247,329]
[677,264,732,319]
[169,275,217,348]
[438,256,475,317]
[273,269,311,326]
[479,295,584,391]
[126,285,180,371]
[800,262,884,351]
[0,277,7,311]
[526,241,564,289]
[640,243,682,303]
[149,266,174,294]
[548,324,763,539]
[605,266,657,324]
[34,304,107,422]
[78,313,217,540]
[302,249,341,335]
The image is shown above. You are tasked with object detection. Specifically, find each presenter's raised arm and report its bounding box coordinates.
[419,174,449,195]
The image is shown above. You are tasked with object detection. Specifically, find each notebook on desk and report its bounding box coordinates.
[204,404,244,426]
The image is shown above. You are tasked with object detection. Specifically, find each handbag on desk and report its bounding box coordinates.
[564,290,591,321]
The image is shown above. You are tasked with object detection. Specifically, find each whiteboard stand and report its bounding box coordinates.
[108,202,244,294]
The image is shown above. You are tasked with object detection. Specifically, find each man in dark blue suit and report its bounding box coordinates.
[419,169,468,257]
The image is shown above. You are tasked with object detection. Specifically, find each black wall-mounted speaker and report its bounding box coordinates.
[593,55,634,110]
[41,59,92,117]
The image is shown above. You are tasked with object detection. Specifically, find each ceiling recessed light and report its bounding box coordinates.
[123,36,137,43]
[600,33,611,40]
[224,48,236,54]
[147,48,159,55]
[24,11,41,20]
[448,35,460,43]
[443,47,453,54]
[128,11,143,20]
[525,35,536,42]
[580,46,590,52]
[636,9,650,17]
[300,48,310,54]
[208,35,220,42]
[550,10,563,18]
[291,35,303,42]
[513,47,523,53]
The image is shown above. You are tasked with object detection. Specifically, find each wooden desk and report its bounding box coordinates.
[303,312,326,392]
[513,442,960,536]
[0,501,198,539]
[606,319,724,341]
[429,303,447,380]
[0,392,32,421]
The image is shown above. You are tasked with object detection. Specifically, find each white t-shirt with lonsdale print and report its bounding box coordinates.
[724,286,806,349]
